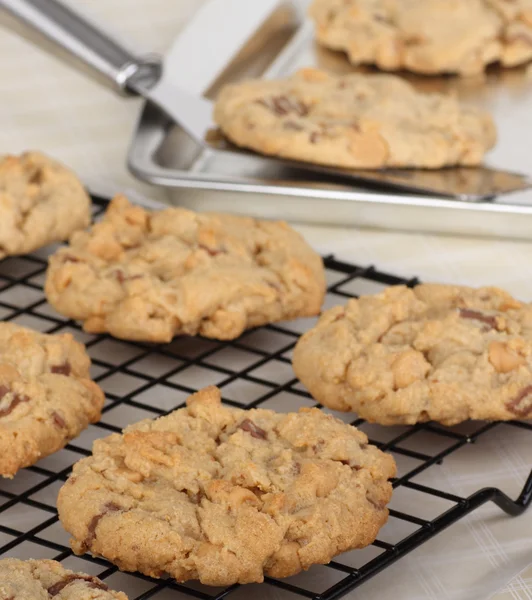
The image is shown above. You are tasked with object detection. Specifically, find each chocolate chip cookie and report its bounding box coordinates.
[0,152,91,259]
[0,322,105,477]
[293,283,532,426]
[309,0,532,75]
[57,386,395,586]
[45,195,325,343]
[214,68,496,169]
[0,558,127,599]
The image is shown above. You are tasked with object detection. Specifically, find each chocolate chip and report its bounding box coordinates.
[188,490,204,504]
[291,462,301,475]
[28,168,44,185]
[115,270,143,283]
[506,385,532,418]
[0,393,29,418]
[238,418,267,440]
[62,255,81,264]
[258,95,309,117]
[459,308,498,330]
[0,385,9,400]
[82,502,121,551]
[48,574,108,596]
[374,14,392,24]
[366,494,386,510]
[198,244,223,257]
[506,31,532,44]
[51,362,71,376]
[52,411,66,428]
[312,440,325,453]
[283,120,305,131]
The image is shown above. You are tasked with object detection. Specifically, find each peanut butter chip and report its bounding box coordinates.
[488,341,526,373]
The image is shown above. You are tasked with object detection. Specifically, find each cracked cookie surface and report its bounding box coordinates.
[0,152,91,259]
[57,386,395,586]
[309,0,532,76]
[0,558,127,599]
[293,283,532,426]
[0,322,105,477]
[45,195,325,342]
[214,68,495,169]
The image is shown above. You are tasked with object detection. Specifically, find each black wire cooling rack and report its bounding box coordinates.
[0,195,531,600]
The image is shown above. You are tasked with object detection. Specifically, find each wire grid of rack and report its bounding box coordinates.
[0,196,531,600]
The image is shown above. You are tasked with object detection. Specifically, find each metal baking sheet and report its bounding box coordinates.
[127,0,532,238]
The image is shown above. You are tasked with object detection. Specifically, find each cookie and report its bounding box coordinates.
[292,283,532,426]
[57,386,395,586]
[0,322,105,478]
[213,68,496,169]
[309,0,532,76]
[0,558,127,599]
[45,195,325,343]
[0,152,91,259]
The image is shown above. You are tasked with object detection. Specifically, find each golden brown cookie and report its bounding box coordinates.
[0,152,91,259]
[0,322,104,477]
[45,195,325,342]
[309,0,532,75]
[214,68,496,169]
[57,386,395,586]
[0,558,127,599]
[293,283,532,426]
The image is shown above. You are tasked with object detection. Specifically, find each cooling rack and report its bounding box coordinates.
[0,195,531,600]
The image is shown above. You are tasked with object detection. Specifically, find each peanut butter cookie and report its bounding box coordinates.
[293,283,532,425]
[309,0,532,75]
[0,558,127,599]
[214,68,495,169]
[45,195,325,342]
[0,322,104,477]
[0,152,91,259]
[57,386,395,586]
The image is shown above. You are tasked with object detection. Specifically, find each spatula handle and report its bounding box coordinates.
[1,0,161,92]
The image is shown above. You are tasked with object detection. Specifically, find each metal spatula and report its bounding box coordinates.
[3,0,531,201]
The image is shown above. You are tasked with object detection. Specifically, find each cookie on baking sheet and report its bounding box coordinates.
[57,386,395,586]
[293,283,532,426]
[45,195,326,343]
[0,558,127,599]
[0,152,91,259]
[309,0,532,76]
[0,322,104,478]
[213,68,496,169]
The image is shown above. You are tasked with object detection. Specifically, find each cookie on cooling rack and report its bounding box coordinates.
[0,151,91,259]
[45,194,326,343]
[309,0,532,76]
[293,283,532,426]
[57,386,395,586]
[213,68,496,169]
[0,558,127,599]
[0,322,104,478]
